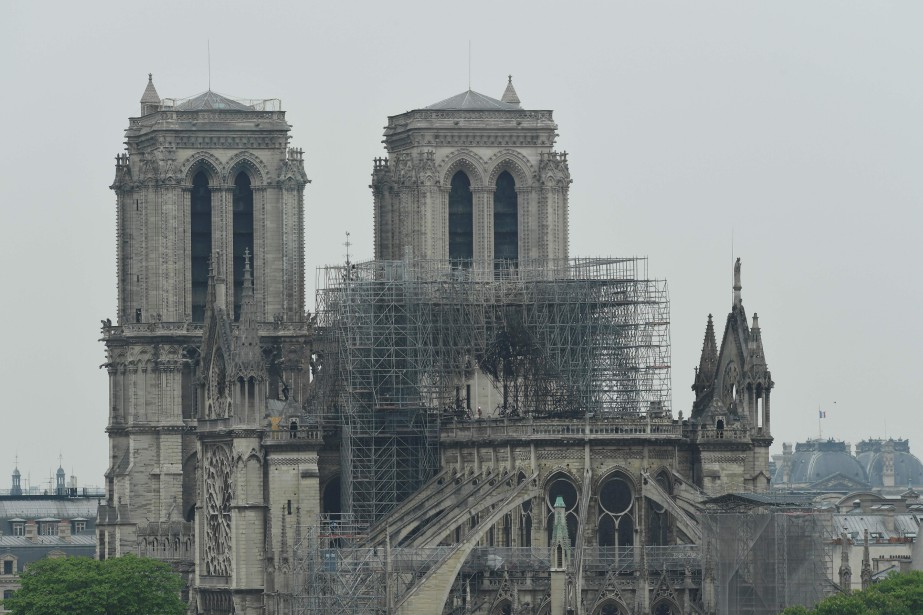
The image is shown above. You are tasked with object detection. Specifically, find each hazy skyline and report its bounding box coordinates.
[3,1,921,488]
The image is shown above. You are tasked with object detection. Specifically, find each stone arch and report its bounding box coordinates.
[489,597,513,615]
[225,151,268,186]
[594,465,639,494]
[180,151,224,185]
[440,150,487,188]
[486,149,534,187]
[591,597,629,615]
[651,598,682,615]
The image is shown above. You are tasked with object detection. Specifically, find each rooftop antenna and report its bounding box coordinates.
[208,40,212,91]
[344,231,352,266]
[468,40,471,91]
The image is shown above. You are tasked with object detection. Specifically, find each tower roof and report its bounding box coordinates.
[500,75,521,107]
[175,90,254,111]
[140,73,160,105]
[425,89,519,111]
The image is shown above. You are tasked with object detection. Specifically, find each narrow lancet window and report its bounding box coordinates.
[190,171,212,322]
[493,171,518,267]
[448,171,473,264]
[233,172,254,320]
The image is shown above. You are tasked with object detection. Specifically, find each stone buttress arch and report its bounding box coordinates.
[394,474,537,614]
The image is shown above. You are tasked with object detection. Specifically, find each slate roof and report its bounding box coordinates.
[425,90,519,111]
[176,91,254,111]
[0,499,99,520]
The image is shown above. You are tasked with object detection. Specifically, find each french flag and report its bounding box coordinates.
[819,410,826,419]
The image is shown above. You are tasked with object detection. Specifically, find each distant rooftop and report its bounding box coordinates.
[425,89,519,111]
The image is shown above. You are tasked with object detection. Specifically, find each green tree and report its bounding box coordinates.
[1,554,185,615]
[780,570,923,615]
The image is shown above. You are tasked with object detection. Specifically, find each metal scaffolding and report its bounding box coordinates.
[701,511,835,614]
[313,258,670,527]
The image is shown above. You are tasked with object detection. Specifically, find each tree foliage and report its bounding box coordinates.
[1,554,185,615]
[780,571,923,615]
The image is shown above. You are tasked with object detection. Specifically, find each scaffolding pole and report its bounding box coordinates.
[313,258,670,527]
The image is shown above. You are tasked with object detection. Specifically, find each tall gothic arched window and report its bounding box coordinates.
[233,172,254,320]
[449,171,473,264]
[191,171,212,322]
[493,171,518,266]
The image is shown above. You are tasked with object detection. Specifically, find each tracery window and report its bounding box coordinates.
[493,171,518,267]
[204,443,233,577]
[449,171,473,263]
[191,171,212,322]
[232,172,254,320]
[597,473,635,552]
[545,475,579,547]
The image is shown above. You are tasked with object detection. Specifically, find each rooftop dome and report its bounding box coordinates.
[773,440,868,488]
[857,439,923,488]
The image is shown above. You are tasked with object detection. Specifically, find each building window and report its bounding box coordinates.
[232,172,254,321]
[493,171,518,266]
[190,171,212,322]
[74,521,86,533]
[12,524,23,536]
[39,523,58,536]
[3,559,14,575]
[448,171,473,263]
[3,589,13,600]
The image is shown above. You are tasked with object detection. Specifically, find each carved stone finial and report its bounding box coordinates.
[733,257,742,306]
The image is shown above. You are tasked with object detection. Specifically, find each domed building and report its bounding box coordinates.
[772,439,870,492]
[856,439,923,492]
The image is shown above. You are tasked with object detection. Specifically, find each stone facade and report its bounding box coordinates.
[373,80,571,266]
[98,77,315,615]
[99,76,775,615]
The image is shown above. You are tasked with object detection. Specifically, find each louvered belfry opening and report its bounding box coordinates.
[190,171,212,322]
[493,170,518,266]
[232,172,254,320]
[448,171,473,264]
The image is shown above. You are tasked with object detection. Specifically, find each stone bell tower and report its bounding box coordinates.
[98,75,311,566]
[372,76,571,268]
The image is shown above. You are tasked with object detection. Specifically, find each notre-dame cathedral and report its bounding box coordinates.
[97,75,774,615]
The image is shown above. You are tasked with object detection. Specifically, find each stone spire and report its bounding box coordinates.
[838,529,852,592]
[236,249,261,375]
[549,496,571,570]
[693,314,718,397]
[140,74,160,115]
[500,75,521,108]
[549,496,571,615]
[748,313,766,366]
[861,529,872,590]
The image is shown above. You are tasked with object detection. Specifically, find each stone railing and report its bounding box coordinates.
[440,417,683,443]
[265,427,325,442]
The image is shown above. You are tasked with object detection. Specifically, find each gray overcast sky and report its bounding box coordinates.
[2,1,921,489]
